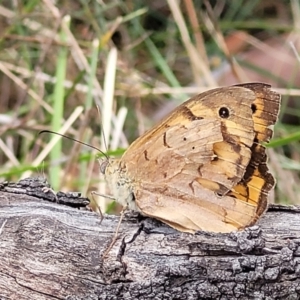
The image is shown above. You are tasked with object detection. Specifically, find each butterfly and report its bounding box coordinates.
[100,83,280,233]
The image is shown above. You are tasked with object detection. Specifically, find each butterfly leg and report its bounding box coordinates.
[102,204,128,258]
[90,191,116,224]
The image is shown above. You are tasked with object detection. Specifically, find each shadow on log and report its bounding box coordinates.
[0,177,300,300]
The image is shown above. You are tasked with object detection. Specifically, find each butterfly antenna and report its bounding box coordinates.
[39,130,109,160]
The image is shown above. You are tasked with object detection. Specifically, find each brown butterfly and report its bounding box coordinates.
[100,83,280,233]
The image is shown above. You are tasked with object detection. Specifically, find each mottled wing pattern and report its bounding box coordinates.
[228,83,280,222]
[120,86,269,232]
[105,83,280,233]
[123,87,257,192]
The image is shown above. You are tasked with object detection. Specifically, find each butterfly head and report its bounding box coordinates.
[99,157,120,175]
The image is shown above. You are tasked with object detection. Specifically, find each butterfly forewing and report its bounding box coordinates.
[123,86,258,191]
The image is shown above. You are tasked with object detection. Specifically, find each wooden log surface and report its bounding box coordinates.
[0,177,300,300]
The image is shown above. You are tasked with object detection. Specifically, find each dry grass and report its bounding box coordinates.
[0,0,300,211]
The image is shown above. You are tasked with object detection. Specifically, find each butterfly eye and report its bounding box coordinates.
[100,160,109,174]
[219,107,230,118]
[251,103,257,113]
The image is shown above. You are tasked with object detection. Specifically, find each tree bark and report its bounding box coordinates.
[0,177,299,300]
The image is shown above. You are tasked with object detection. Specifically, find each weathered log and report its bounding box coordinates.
[0,177,299,300]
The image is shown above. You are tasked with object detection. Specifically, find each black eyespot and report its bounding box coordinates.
[192,146,195,150]
[251,103,257,114]
[219,107,230,118]
[183,137,187,141]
